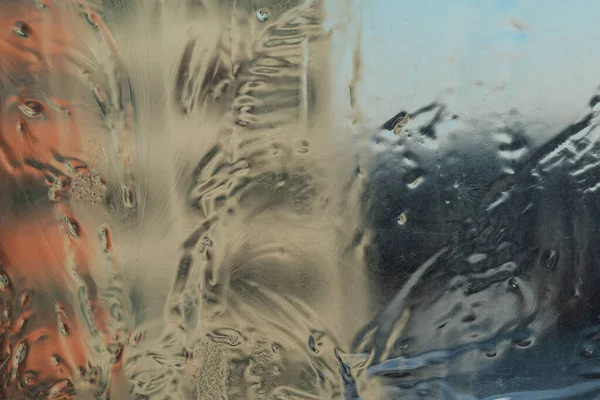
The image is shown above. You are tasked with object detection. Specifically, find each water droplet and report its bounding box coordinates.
[99,225,112,252]
[580,340,596,357]
[542,249,559,271]
[55,104,71,117]
[0,271,10,290]
[51,354,60,365]
[64,217,81,237]
[297,140,310,154]
[197,236,212,253]
[207,328,242,347]
[23,371,39,387]
[407,176,424,189]
[47,379,74,398]
[13,21,31,37]
[272,343,283,355]
[48,188,60,202]
[53,176,68,190]
[397,213,407,225]
[18,101,43,118]
[356,165,364,178]
[334,348,354,384]
[66,163,75,175]
[14,342,28,367]
[123,185,135,208]
[462,314,476,323]
[35,0,47,10]
[257,8,271,22]
[393,112,410,135]
[467,253,488,264]
[20,292,31,309]
[16,119,26,135]
[109,343,124,363]
[110,303,122,321]
[58,319,69,336]
[383,110,409,132]
[92,84,108,112]
[308,335,317,353]
[131,332,144,347]
[94,174,106,187]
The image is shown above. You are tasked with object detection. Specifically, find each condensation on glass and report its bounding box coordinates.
[0,0,598,399]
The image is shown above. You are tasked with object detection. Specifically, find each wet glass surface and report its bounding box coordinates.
[0,0,599,398]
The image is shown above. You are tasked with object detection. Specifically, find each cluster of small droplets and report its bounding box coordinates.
[69,172,106,204]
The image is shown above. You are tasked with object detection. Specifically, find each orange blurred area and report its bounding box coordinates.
[0,1,120,397]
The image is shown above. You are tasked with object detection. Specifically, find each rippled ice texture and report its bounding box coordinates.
[1,0,600,399]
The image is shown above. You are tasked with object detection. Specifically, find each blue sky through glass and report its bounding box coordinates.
[357,1,600,136]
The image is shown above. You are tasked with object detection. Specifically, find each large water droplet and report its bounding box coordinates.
[256,8,270,22]
[18,101,43,118]
[13,21,31,37]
